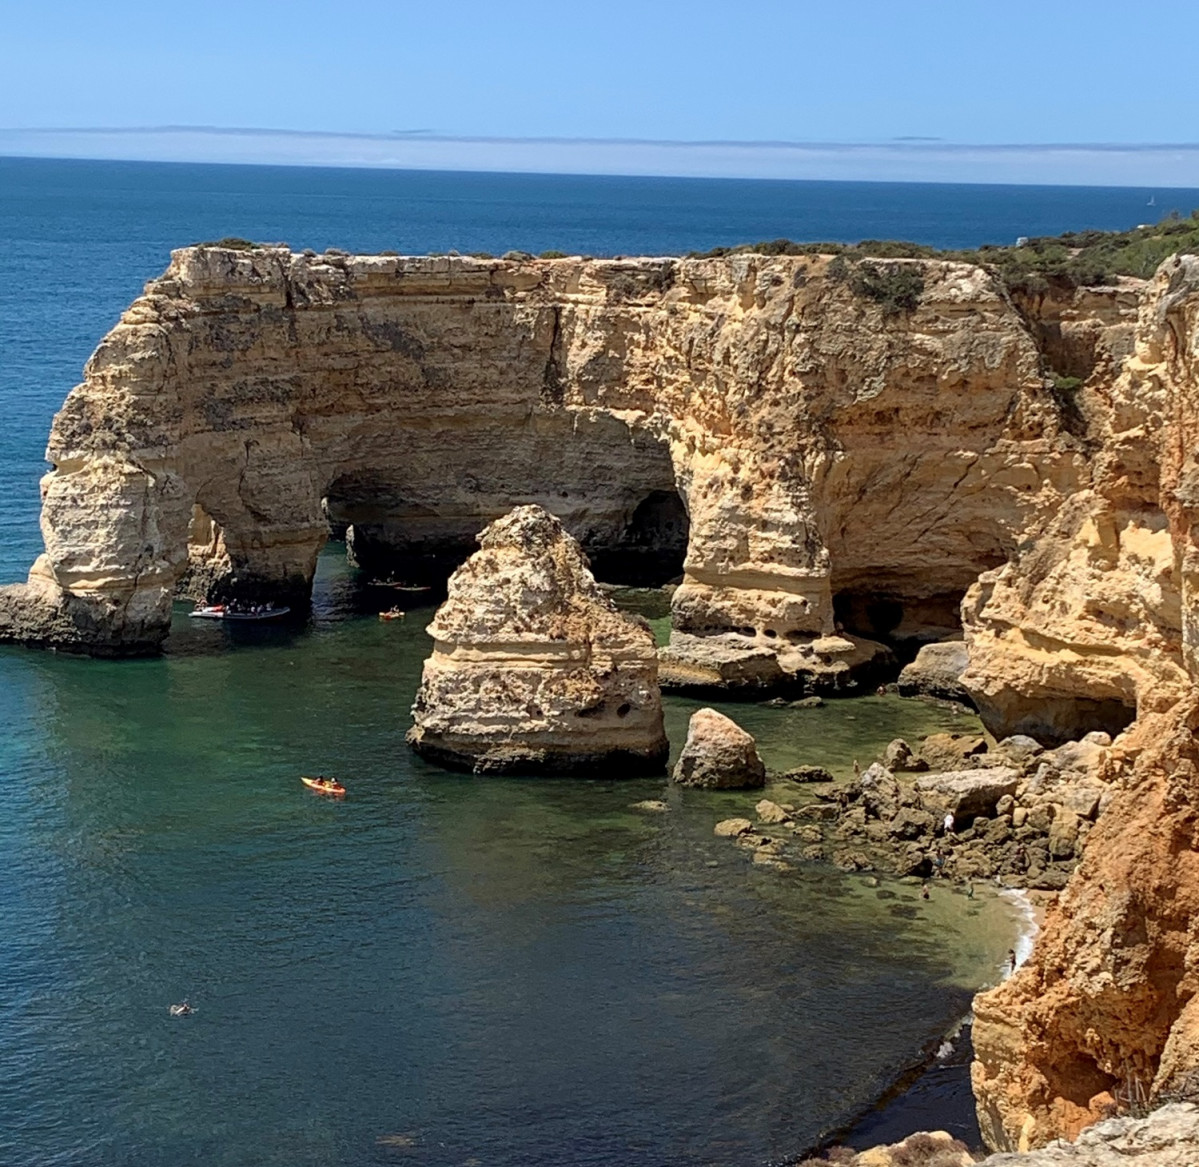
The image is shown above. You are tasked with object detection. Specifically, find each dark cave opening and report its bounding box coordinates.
[833,589,966,663]
[586,489,690,587]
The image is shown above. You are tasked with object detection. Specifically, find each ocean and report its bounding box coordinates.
[0,156,1170,1165]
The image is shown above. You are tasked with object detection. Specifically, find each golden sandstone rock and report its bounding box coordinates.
[0,246,1063,691]
[671,707,765,789]
[406,506,667,775]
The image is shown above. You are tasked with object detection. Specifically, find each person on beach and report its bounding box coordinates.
[921,882,930,900]
[1007,949,1018,974]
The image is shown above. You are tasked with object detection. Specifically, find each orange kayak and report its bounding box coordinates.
[301,776,345,797]
[379,608,405,621]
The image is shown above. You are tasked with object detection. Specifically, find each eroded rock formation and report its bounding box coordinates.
[961,258,1199,744]
[4,218,1199,1157]
[406,505,667,775]
[0,245,1077,683]
[972,698,1199,1149]
[977,1102,1199,1166]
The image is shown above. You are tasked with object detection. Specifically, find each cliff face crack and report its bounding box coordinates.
[541,304,564,406]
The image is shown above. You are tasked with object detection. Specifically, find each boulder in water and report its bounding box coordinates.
[672,708,766,789]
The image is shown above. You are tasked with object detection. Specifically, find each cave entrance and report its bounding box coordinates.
[833,589,966,663]
[319,413,687,591]
[587,489,690,587]
[322,474,471,586]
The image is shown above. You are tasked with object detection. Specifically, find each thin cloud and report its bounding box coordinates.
[2,126,1199,187]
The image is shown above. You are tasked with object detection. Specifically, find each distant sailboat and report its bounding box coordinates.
[1148,195,1157,206]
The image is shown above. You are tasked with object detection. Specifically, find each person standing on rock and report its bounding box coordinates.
[943,811,955,835]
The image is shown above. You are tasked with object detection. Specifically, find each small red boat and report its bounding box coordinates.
[301,776,345,797]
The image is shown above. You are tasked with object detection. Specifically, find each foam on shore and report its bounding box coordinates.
[999,887,1039,972]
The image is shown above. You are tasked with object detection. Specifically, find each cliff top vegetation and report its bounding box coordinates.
[189,211,1199,301]
[690,209,1199,296]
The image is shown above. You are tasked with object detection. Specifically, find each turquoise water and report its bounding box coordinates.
[0,551,1016,1166]
[0,158,1090,1163]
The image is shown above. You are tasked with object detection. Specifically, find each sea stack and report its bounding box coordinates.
[407,505,668,775]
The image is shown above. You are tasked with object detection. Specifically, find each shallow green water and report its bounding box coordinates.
[0,550,1019,1166]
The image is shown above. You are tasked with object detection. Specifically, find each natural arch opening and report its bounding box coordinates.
[587,489,689,586]
[319,413,686,589]
[176,503,232,602]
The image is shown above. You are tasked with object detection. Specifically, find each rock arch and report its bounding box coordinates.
[3,243,1160,746]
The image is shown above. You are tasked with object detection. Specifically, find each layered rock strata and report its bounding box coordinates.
[803,1104,1199,1167]
[0,245,1080,689]
[961,259,1199,743]
[978,1103,1199,1166]
[406,505,667,775]
[959,260,1199,1150]
[971,698,1199,1149]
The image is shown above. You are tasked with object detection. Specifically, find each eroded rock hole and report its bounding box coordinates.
[320,420,687,591]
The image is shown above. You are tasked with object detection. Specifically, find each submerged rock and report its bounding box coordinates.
[778,764,835,783]
[407,506,668,775]
[755,799,792,825]
[672,708,766,789]
[714,817,754,837]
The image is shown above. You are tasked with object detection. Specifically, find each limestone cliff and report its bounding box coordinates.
[407,505,667,774]
[972,700,1199,1150]
[969,257,1199,1150]
[0,246,1076,673]
[961,258,1199,743]
[6,230,1199,1157]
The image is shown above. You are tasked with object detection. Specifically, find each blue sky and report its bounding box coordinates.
[3,0,1198,182]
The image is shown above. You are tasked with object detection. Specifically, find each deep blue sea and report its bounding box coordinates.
[0,156,1175,1165]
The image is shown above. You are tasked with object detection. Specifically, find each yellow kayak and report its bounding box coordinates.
[301,776,345,797]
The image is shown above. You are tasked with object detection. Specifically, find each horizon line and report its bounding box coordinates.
[5,125,1199,153]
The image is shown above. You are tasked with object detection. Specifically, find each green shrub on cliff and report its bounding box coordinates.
[848,261,925,314]
[687,210,1199,297]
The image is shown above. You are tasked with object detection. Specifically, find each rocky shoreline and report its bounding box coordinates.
[709,705,1109,894]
